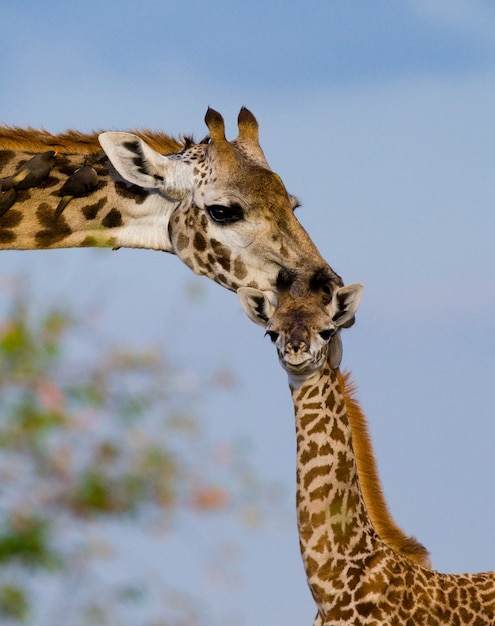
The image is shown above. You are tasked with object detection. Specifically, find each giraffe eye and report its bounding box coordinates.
[319,329,334,342]
[265,330,279,343]
[206,203,244,224]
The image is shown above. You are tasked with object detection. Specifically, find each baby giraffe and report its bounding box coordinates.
[238,271,495,625]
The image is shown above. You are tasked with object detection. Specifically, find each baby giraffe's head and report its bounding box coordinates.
[238,269,363,379]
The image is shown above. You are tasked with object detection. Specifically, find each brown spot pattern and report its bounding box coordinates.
[233,257,248,280]
[101,208,123,228]
[35,203,72,247]
[114,181,148,203]
[193,232,206,252]
[82,198,107,220]
[0,150,15,169]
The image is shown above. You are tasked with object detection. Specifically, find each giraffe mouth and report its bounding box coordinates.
[280,355,319,374]
[280,348,326,374]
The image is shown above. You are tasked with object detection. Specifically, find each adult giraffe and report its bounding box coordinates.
[238,271,495,625]
[0,107,340,295]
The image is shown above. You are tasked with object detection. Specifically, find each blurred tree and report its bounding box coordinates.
[0,279,280,626]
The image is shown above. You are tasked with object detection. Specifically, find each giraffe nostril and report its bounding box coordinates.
[288,341,305,354]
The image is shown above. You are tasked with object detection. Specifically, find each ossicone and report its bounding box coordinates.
[237,107,259,143]
[204,107,226,142]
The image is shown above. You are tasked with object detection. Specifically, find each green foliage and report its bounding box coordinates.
[0,584,29,621]
[0,299,70,378]
[0,281,279,625]
[0,515,58,569]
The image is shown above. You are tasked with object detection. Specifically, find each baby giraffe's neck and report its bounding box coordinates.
[290,359,380,615]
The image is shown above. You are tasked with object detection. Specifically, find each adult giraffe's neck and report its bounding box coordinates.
[290,359,378,611]
[0,146,177,252]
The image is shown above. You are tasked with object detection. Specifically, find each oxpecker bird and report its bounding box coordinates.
[55,163,99,218]
[0,183,16,217]
[11,151,56,190]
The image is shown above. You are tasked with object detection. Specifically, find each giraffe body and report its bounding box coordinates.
[238,272,495,625]
[0,108,339,295]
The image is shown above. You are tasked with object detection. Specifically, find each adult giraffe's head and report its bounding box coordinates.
[100,108,342,296]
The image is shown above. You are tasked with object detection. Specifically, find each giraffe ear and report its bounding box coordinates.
[237,287,277,328]
[98,132,189,199]
[289,195,301,211]
[331,283,364,328]
[328,332,343,369]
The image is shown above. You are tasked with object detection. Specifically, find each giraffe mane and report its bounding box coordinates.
[339,370,432,568]
[0,126,184,155]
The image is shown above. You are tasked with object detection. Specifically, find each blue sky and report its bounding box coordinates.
[2,1,495,624]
